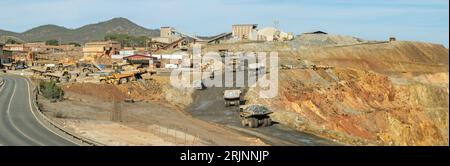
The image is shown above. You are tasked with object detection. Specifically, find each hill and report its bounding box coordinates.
[0,17,159,44]
[205,40,449,145]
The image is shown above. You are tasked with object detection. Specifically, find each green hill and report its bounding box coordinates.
[0,17,159,44]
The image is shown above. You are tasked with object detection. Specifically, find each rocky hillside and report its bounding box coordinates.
[206,40,449,145]
[0,17,159,43]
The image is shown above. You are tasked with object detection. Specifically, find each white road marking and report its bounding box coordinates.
[6,77,44,146]
[23,76,81,145]
[0,77,6,93]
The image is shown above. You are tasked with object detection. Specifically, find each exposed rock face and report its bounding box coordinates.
[244,41,448,145]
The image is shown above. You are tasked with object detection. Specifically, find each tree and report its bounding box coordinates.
[68,42,81,47]
[6,38,23,44]
[104,34,149,47]
[46,39,59,46]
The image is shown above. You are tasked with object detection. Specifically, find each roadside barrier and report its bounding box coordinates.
[27,78,105,146]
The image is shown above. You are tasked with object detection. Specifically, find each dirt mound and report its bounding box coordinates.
[63,83,125,101]
[116,80,164,101]
[243,41,448,145]
[63,76,194,108]
[63,79,164,102]
[289,34,365,48]
[248,67,448,145]
[285,41,449,75]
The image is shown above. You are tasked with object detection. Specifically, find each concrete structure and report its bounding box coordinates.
[120,50,138,56]
[232,24,258,40]
[160,27,176,38]
[26,42,77,52]
[152,26,180,44]
[59,44,78,51]
[1,43,14,64]
[390,37,397,42]
[4,44,29,52]
[3,42,77,53]
[24,42,46,52]
[196,32,233,44]
[257,27,279,41]
[82,40,121,60]
[111,54,126,59]
[123,47,146,51]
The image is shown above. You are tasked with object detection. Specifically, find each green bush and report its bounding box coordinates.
[39,81,64,100]
[104,34,149,47]
[45,39,60,46]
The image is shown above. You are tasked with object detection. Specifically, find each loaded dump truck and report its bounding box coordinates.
[239,104,272,128]
[99,72,135,84]
[223,89,241,107]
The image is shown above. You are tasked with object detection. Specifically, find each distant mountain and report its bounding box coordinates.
[0,29,20,36]
[0,17,160,44]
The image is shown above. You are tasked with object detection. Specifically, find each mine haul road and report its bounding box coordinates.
[0,75,77,146]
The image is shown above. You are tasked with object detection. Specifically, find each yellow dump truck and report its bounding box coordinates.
[99,72,136,85]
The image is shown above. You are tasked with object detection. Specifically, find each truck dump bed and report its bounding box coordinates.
[240,104,272,116]
[223,90,241,99]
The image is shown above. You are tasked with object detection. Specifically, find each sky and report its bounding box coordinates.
[0,0,448,47]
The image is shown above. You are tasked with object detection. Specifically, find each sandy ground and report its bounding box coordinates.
[39,91,267,146]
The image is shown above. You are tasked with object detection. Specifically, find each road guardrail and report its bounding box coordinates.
[27,77,105,146]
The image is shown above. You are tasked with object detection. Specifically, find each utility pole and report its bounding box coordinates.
[274,20,280,29]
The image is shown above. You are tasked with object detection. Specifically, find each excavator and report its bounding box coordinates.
[77,54,105,75]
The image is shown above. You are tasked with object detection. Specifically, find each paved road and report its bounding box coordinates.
[0,75,77,146]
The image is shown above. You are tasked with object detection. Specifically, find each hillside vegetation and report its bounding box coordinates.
[0,17,159,44]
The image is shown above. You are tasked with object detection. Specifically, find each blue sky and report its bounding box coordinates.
[1,0,448,46]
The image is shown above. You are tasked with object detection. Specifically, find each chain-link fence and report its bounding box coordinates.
[111,101,205,146]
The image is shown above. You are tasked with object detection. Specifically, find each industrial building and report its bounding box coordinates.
[232,24,258,40]
[0,42,14,66]
[151,27,180,44]
[4,44,29,52]
[82,40,121,60]
[231,24,294,42]
[3,42,77,53]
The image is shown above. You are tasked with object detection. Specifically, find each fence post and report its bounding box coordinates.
[184,128,187,146]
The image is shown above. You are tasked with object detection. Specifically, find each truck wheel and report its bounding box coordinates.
[263,118,272,127]
[120,78,128,84]
[241,119,247,127]
[249,118,258,128]
[114,80,119,85]
[100,79,106,84]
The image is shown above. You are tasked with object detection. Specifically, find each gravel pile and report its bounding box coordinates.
[289,34,365,48]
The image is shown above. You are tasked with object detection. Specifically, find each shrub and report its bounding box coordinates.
[45,39,59,46]
[39,81,64,100]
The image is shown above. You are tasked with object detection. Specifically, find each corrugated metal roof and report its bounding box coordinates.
[123,54,152,60]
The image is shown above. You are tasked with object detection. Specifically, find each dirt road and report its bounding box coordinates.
[185,58,339,146]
